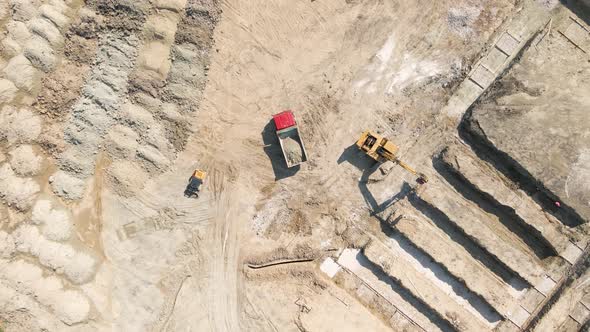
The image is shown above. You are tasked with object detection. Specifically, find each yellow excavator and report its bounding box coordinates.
[356,130,428,184]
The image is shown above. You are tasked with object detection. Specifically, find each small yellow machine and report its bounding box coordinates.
[356,130,428,184]
[184,169,207,198]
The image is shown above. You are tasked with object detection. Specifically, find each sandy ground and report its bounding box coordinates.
[0,0,589,331]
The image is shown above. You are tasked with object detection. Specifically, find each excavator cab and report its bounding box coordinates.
[185,169,207,198]
[356,130,428,184]
[356,131,399,162]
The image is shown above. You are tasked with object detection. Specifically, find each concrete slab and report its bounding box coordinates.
[495,320,520,332]
[547,259,569,285]
[443,79,482,119]
[320,257,341,278]
[520,288,545,314]
[469,65,495,89]
[481,47,508,73]
[495,32,520,55]
[570,302,590,324]
[576,235,590,251]
[508,305,530,327]
[562,21,589,53]
[561,242,583,265]
[535,276,556,296]
[394,214,520,316]
[338,249,363,273]
[560,317,581,330]
[389,311,422,332]
[456,77,484,100]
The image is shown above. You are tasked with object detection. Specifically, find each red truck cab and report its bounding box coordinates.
[272,111,308,168]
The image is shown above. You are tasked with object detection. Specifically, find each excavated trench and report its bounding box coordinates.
[434,155,558,259]
[356,249,457,332]
[379,217,503,324]
[459,112,585,228]
[408,194,529,290]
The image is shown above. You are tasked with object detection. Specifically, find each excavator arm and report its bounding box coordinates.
[376,144,428,184]
[394,158,428,184]
[357,130,428,184]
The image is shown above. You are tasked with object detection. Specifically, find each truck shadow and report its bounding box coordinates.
[262,120,300,181]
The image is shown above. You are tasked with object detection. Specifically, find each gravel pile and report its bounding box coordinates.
[9,145,43,176]
[0,163,40,211]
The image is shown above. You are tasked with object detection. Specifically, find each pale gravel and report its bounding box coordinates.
[9,145,43,176]
[13,225,97,284]
[0,106,42,145]
[31,200,52,225]
[0,2,8,20]
[3,54,41,92]
[0,163,40,211]
[32,199,73,241]
[42,210,72,242]
[49,170,86,200]
[0,259,90,325]
[0,78,18,104]
[0,231,15,258]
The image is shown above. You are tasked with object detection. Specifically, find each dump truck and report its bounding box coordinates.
[273,110,308,168]
[184,169,207,198]
[356,130,428,184]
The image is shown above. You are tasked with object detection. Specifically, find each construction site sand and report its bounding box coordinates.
[0,0,589,331]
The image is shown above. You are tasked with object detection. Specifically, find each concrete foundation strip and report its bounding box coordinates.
[338,265,427,332]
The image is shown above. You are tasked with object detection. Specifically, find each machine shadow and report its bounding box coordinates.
[337,143,414,215]
[337,143,375,170]
[560,0,590,25]
[262,120,300,181]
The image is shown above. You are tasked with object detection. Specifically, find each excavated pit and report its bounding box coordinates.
[434,153,558,259]
[459,112,585,228]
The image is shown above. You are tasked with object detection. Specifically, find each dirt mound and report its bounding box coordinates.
[283,136,303,165]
